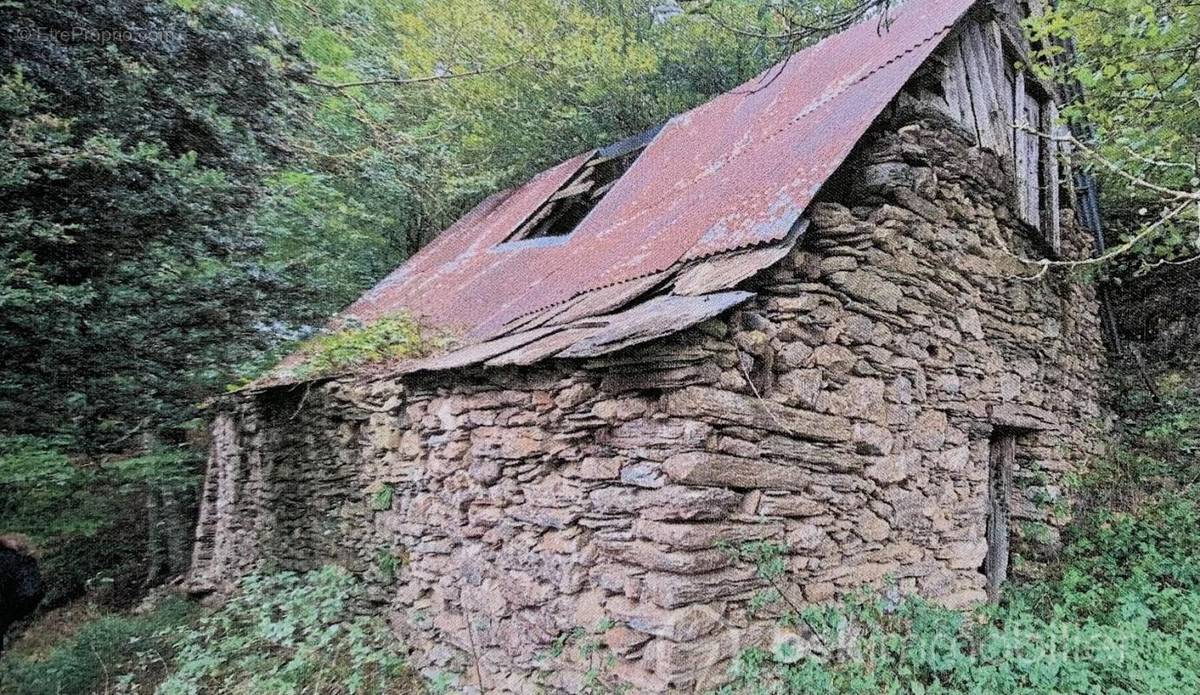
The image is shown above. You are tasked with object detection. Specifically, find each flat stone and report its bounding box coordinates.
[853,423,894,455]
[634,520,783,550]
[855,510,892,542]
[911,410,948,450]
[607,597,723,641]
[640,567,763,608]
[663,387,852,443]
[828,271,902,312]
[555,383,596,409]
[598,541,733,573]
[664,452,811,492]
[589,486,742,521]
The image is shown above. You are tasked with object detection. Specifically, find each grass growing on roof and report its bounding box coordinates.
[295,313,440,377]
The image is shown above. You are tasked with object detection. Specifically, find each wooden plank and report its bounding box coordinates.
[960,22,1011,157]
[940,40,975,132]
[1013,73,1038,228]
[1022,86,1042,227]
[1042,100,1062,254]
[996,30,1017,157]
[590,180,616,199]
[509,202,556,241]
[981,20,1015,157]
[547,179,595,202]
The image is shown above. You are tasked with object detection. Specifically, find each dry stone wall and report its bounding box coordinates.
[189,112,1107,692]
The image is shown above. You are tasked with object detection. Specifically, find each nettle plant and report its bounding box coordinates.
[160,566,414,695]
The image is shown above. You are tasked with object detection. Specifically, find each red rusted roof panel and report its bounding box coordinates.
[342,0,975,341]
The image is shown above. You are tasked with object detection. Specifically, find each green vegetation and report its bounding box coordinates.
[715,382,1200,695]
[294,315,440,378]
[1030,0,1200,270]
[162,567,413,694]
[0,0,308,446]
[0,436,199,606]
[0,567,414,695]
[0,597,199,695]
[2,0,1199,693]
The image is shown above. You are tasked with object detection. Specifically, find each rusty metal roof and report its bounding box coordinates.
[330,0,976,363]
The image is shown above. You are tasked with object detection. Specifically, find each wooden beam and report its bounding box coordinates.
[1042,100,1062,255]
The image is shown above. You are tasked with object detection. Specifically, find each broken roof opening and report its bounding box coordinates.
[502,125,662,244]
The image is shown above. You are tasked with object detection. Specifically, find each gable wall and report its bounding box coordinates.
[188,49,1107,695]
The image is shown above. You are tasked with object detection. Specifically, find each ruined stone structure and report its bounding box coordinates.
[189,0,1108,691]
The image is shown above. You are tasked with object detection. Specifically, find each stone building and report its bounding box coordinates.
[188,0,1108,691]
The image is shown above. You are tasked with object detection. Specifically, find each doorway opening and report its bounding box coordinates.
[983,430,1015,601]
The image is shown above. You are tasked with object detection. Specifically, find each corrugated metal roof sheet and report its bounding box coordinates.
[342,0,975,343]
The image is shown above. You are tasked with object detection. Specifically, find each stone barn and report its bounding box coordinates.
[189,0,1108,690]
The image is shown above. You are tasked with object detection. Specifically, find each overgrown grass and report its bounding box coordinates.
[0,596,199,695]
[717,493,1200,695]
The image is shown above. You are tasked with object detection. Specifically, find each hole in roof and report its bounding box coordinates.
[502,125,661,244]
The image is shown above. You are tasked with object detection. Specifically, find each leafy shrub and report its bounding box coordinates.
[160,566,416,694]
[0,596,198,695]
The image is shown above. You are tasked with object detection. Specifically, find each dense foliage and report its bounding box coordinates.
[720,495,1200,694]
[0,567,410,695]
[161,566,413,694]
[0,0,307,445]
[0,436,198,606]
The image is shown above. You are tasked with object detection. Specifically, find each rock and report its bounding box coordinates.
[775,369,822,409]
[664,452,811,492]
[579,456,622,480]
[621,462,668,488]
[855,161,917,196]
[470,426,547,460]
[598,541,733,573]
[556,383,596,409]
[757,494,824,518]
[787,523,828,551]
[830,377,887,421]
[633,520,783,550]
[855,510,891,542]
[853,423,894,455]
[663,387,852,443]
[777,342,815,369]
[911,410,948,450]
[956,308,984,339]
[865,456,909,484]
[589,486,742,521]
[827,271,902,312]
[640,568,763,608]
[608,597,724,641]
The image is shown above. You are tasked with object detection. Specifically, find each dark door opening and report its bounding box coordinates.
[984,431,1015,601]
